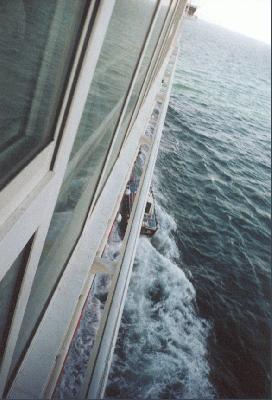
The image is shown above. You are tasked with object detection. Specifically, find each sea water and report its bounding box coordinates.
[106,19,271,399]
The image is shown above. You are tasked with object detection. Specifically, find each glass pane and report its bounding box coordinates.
[14,0,158,375]
[153,6,179,82]
[0,0,88,188]
[0,242,32,364]
[104,1,172,180]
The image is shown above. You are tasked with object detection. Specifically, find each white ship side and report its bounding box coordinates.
[0,1,188,398]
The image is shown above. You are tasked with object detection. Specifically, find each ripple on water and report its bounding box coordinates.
[107,19,271,399]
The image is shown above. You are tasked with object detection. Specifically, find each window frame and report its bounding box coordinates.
[0,0,91,226]
[124,0,179,139]
[145,0,183,95]
[149,0,187,88]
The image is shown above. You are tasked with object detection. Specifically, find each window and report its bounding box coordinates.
[103,1,172,181]
[0,0,89,189]
[13,0,159,375]
[152,1,182,81]
[145,202,152,214]
[0,240,32,365]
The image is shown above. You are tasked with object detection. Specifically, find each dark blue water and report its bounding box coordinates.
[106,20,271,399]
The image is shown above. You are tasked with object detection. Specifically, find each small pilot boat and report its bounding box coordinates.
[119,176,158,238]
[140,189,158,237]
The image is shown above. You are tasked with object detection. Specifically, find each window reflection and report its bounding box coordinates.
[0,240,32,364]
[104,1,172,180]
[0,0,88,188]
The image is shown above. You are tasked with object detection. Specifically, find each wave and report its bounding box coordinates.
[106,202,215,399]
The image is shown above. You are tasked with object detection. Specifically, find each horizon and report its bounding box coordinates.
[192,0,271,45]
[192,17,272,47]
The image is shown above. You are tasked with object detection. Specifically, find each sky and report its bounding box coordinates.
[193,0,271,44]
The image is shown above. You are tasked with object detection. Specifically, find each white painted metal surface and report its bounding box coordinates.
[0,1,188,397]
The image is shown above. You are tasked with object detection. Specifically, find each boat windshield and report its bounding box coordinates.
[145,202,152,214]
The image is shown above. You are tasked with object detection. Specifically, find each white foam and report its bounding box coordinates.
[107,203,216,399]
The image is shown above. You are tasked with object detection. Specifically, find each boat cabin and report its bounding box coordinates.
[141,192,158,237]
